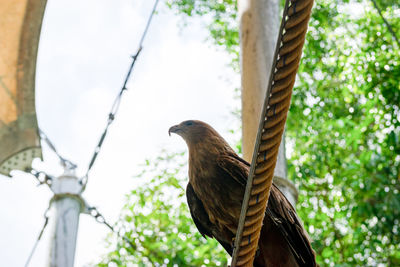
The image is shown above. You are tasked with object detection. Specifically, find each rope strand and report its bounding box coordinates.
[231,0,314,265]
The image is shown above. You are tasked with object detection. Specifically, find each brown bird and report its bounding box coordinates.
[169,120,317,267]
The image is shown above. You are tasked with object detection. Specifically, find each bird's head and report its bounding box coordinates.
[169,120,221,145]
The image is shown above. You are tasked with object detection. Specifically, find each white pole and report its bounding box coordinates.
[48,169,84,267]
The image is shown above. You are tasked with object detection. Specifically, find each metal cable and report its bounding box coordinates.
[24,203,51,267]
[39,129,77,170]
[82,0,161,184]
[87,207,136,251]
[231,0,314,266]
[29,168,54,187]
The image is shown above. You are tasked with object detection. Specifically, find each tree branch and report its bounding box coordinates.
[371,0,400,48]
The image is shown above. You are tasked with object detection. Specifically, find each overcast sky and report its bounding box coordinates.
[0,0,239,266]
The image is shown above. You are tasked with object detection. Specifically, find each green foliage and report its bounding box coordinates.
[287,1,400,266]
[100,0,400,266]
[97,151,228,266]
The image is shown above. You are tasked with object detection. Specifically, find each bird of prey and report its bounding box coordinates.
[169,120,317,267]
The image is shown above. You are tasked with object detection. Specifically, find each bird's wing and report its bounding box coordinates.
[186,182,233,254]
[217,153,249,187]
[266,184,317,266]
[216,152,316,265]
[186,182,213,238]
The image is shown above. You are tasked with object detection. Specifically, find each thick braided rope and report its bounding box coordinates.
[231,0,314,266]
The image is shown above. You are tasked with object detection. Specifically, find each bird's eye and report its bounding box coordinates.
[185,121,193,126]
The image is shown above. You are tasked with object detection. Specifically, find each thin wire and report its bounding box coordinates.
[87,207,136,250]
[39,129,77,170]
[24,204,51,267]
[82,0,161,184]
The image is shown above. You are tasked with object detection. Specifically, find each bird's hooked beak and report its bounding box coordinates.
[168,125,180,136]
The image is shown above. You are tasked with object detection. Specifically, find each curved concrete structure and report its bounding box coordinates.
[0,0,46,176]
